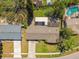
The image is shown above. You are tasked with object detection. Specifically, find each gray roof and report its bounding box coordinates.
[27,26,59,43]
[0,25,21,40]
[27,26,58,33]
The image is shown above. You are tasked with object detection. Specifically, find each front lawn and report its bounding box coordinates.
[2,41,13,53]
[2,54,13,58]
[36,46,79,58]
[2,41,13,57]
[36,41,59,53]
[22,54,27,57]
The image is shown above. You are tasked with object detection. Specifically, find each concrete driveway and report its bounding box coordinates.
[14,41,21,58]
[28,41,37,58]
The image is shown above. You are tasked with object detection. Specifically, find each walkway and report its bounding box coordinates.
[28,41,37,58]
[13,41,21,58]
[36,52,60,55]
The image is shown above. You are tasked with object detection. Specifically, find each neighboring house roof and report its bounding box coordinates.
[65,18,79,34]
[27,17,59,43]
[0,25,21,40]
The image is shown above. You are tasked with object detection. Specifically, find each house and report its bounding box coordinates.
[0,24,21,41]
[27,17,59,43]
[0,24,22,58]
[64,4,79,34]
[65,18,79,34]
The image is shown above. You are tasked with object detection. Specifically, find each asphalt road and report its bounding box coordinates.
[37,51,79,59]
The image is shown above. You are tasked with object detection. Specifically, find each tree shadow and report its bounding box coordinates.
[0,41,3,59]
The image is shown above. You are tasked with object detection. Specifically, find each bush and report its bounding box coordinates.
[60,28,73,39]
[22,20,27,29]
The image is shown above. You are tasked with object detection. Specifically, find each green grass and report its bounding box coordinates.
[36,41,59,53]
[36,47,79,58]
[21,29,28,53]
[64,35,79,49]
[2,54,13,58]
[2,41,13,53]
[34,7,54,17]
[42,0,47,6]
[34,9,45,17]
[36,35,79,58]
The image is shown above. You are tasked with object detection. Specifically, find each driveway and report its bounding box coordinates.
[28,41,37,58]
[13,41,21,58]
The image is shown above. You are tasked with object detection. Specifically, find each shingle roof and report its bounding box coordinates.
[27,26,58,34]
[0,25,21,40]
[27,26,59,43]
[0,25,21,32]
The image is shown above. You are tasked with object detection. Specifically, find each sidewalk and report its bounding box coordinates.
[36,52,60,55]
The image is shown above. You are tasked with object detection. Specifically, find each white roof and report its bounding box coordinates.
[35,17,48,21]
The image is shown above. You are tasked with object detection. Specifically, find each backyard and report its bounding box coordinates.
[34,7,54,17]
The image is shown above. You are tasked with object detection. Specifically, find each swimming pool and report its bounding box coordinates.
[66,6,79,16]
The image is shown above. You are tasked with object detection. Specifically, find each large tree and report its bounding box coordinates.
[26,0,34,26]
[0,0,27,28]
